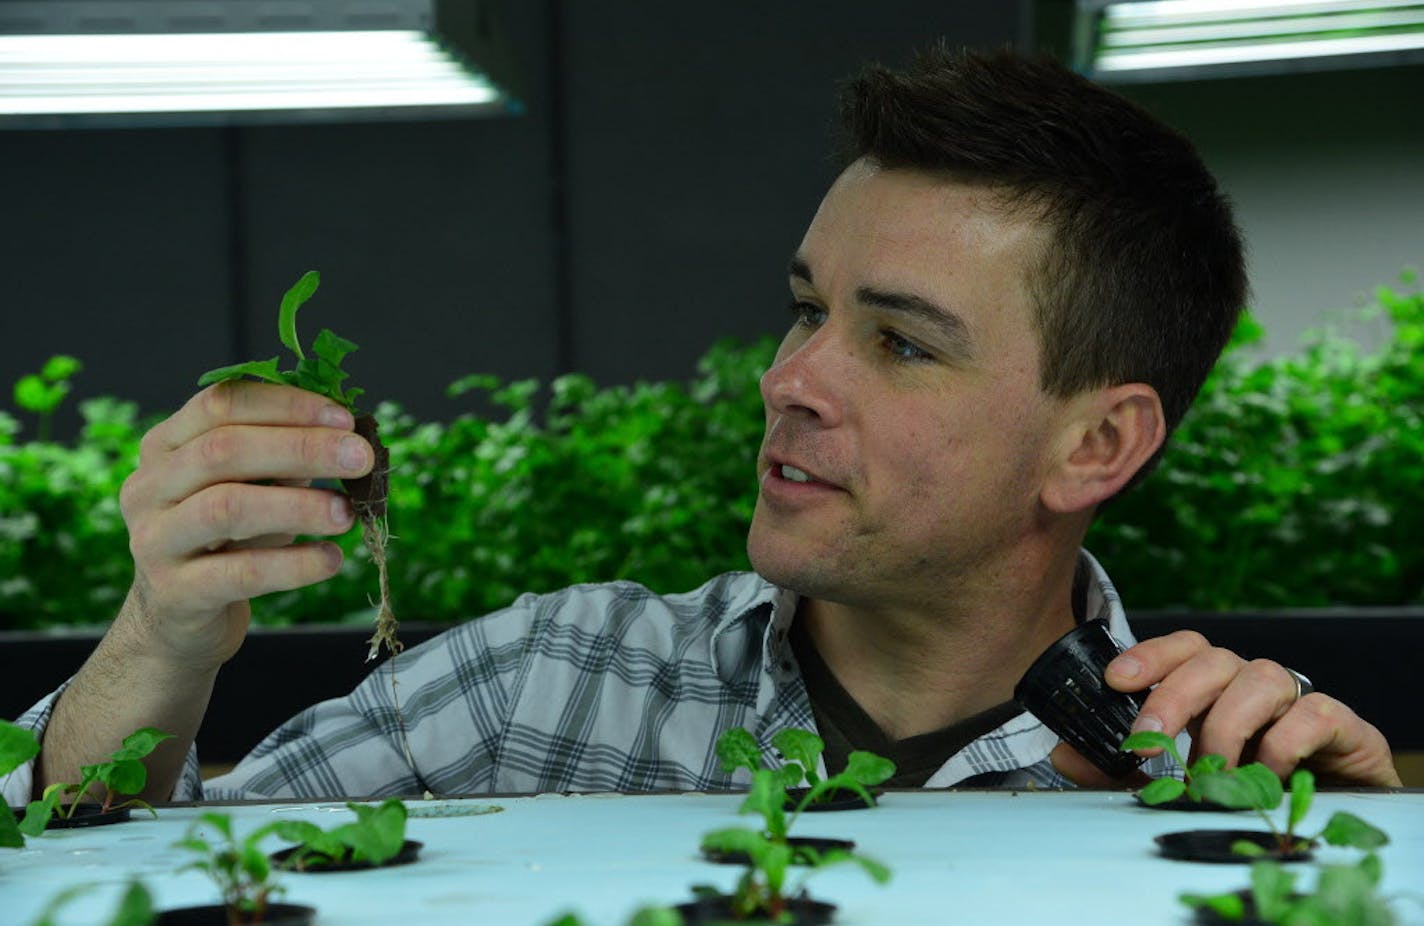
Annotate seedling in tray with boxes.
[1122,733,1388,858]
[19,726,171,834]
[1180,853,1398,924]
[197,270,398,661]
[716,727,895,813]
[263,798,413,870]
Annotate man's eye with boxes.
[883,330,932,363]
[788,300,827,328]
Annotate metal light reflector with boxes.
[1077,0,1424,82]
[0,1,517,127]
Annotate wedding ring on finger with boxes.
[1283,666,1314,702]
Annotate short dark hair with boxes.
[838,44,1247,483]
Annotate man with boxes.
[6,46,1399,804]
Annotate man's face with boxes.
[746,161,1071,609]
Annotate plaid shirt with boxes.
[6,552,1176,803]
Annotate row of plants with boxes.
[2,270,1420,629]
[7,716,1408,924]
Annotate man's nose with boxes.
[759,331,844,427]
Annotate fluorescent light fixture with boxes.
[0,1,519,127]
[1073,0,1424,82]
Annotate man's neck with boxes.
[797,549,1082,742]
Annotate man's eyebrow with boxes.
[857,286,975,358]
[788,255,812,283]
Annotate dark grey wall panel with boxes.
[0,129,231,433]
[558,3,1022,383]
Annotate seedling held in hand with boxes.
[19,726,171,835]
[197,270,399,661]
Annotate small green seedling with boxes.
[1121,734,1388,857]
[12,354,82,442]
[263,798,409,869]
[694,823,890,922]
[175,812,289,923]
[1180,854,1397,924]
[543,908,684,926]
[197,270,399,661]
[0,720,42,847]
[715,726,895,815]
[19,726,172,835]
[28,879,154,926]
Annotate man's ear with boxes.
[1041,383,1165,514]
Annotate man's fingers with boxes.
[1105,630,1211,691]
[1254,695,1402,787]
[136,484,354,561]
[1124,645,1245,741]
[1191,660,1300,767]
[165,543,346,612]
[145,381,353,454]
[1050,742,1151,788]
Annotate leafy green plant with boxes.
[716,726,895,813]
[261,798,409,870]
[28,878,154,926]
[175,812,289,923]
[19,726,172,834]
[1122,733,1387,857]
[0,720,41,847]
[13,355,82,443]
[196,270,398,658]
[696,820,890,922]
[1180,854,1397,925]
[543,908,683,926]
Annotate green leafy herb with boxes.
[28,878,154,926]
[197,271,364,412]
[715,726,895,817]
[12,355,82,442]
[0,720,41,848]
[1180,854,1397,924]
[175,812,287,921]
[263,798,409,869]
[19,726,172,834]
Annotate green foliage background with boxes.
[2,274,1420,629]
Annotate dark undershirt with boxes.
[790,564,1088,788]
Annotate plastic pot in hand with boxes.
[1013,619,1148,779]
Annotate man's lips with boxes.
[760,457,843,491]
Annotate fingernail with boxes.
[1111,655,1144,680]
[320,405,353,429]
[322,542,344,573]
[331,495,353,527]
[1131,714,1164,734]
[339,435,367,471]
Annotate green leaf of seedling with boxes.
[741,769,788,840]
[1188,753,1227,780]
[626,906,684,926]
[21,785,66,835]
[771,729,825,787]
[845,852,892,885]
[1235,763,1285,811]
[41,355,83,382]
[111,880,156,926]
[1232,839,1269,858]
[1358,852,1383,886]
[240,842,272,883]
[1287,768,1314,833]
[198,811,235,838]
[0,805,23,848]
[197,358,286,388]
[335,799,407,864]
[774,764,804,791]
[1120,730,1184,767]
[313,328,359,368]
[1318,812,1389,850]
[700,826,768,859]
[1194,771,1263,811]
[0,721,40,776]
[103,757,147,797]
[715,727,763,775]
[761,839,793,897]
[279,270,321,359]
[1138,776,1187,805]
[842,750,896,788]
[1250,861,1297,924]
[14,375,66,415]
[800,775,875,812]
[115,727,174,760]
[1311,861,1395,925]
[1179,892,1246,920]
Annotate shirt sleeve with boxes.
[4,682,208,806]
